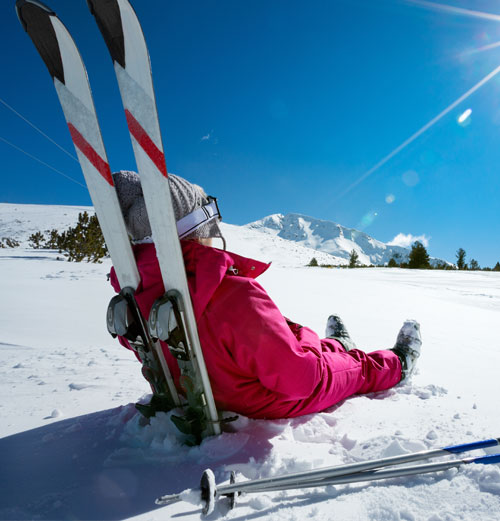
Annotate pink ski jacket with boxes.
[110,241,401,419]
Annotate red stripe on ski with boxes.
[125,109,167,177]
[68,123,113,186]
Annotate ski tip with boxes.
[16,0,65,84]
[86,0,96,16]
[86,0,126,68]
[16,0,55,32]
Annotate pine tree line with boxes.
[308,242,500,271]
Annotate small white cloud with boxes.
[201,129,215,142]
[388,233,430,248]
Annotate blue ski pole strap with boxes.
[444,438,500,454]
[177,197,221,239]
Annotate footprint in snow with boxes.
[69,383,92,391]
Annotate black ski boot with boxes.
[325,315,357,351]
[391,319,422,380]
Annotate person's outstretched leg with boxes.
[318,319,422,406]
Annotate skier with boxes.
[110,170,422,419]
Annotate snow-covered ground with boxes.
[1,204,500,520]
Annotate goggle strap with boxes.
[177,197,221,239]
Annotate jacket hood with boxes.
[181,241,270,319]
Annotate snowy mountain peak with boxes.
[249,213,285,231]
[246,213,416,266]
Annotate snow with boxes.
[1,203,500,520]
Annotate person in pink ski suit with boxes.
[111,171,422,419]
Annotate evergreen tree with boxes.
[45,229,63,249]
[493,262,500,272]
[29,231,45,249]
[61,212,108,263]
[349,249,359,268]
[388,257,398,268]
[456,248,467,270]
[469,259,480,271]
[308,257,319,267]
[408,241,430,269]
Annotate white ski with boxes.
[88,0,221,438]
[16,0,181,412]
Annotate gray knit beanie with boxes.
[112,170,222,244]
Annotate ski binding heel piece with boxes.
[149,289,191,360]
[107,291,135,338]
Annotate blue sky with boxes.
[1,0,500,267]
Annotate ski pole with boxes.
[155,437,500,512]
[204,436,500,497]
[247,453,500,493]
[158,453,500,515]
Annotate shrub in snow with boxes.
[0,237,20,248]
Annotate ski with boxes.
[156,436,500,514]
[86,0,221,439]
[16,0,181,413]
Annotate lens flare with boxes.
[403,170,420,187]
[335,65,500,200]
[458,108,472,124]
[386,194,396,204]
[359,211,378,229]
[463,40,500,57]
[405,0,500,22]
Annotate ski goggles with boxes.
[177,196,222,239]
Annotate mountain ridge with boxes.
[245,212,445,266]
[0,203,447,266]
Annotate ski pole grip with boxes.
[444,438,500,454]
[473,453,500,465]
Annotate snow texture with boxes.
[1,203,499,520]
